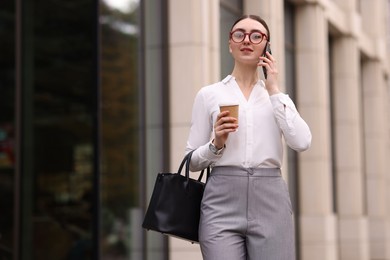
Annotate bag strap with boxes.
[177,150,195,176]
[184,150,193,179]
[197,166,210,182]
[178,150,210,183]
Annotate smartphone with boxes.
[262,42,272,79]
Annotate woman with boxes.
[185,14,312,259]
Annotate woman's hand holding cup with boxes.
[213,104,239,148]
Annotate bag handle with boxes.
[178,150,210,182]
[177,150,195,175]
[197,165,210,182]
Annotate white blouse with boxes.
[185,75,312,171]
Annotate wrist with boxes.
[211,139,224,150]
[209,140,225,155]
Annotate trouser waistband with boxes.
[211,166,281,177]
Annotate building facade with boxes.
[0,0,389,259]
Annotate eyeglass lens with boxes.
[231,31,264,44]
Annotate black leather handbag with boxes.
[142,150,209,243]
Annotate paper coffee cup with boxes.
[219,104,239,123]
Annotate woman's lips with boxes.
[240,48,253,52]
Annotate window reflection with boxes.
[220,1,242,78]
[103,0,139,13]
[100,1,141,258]
[0,1,15,259]
[20,1,95,259]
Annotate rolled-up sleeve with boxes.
[270,93,312,152]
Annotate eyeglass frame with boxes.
[229,29,268,45]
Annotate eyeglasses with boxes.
[230,30,268,44]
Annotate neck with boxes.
[231,64,259,88]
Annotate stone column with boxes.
[360,0,390,258]
[168,0,219,259]
[295,3,338,260]
[169,0,220,160]
[362,60,390,260]
[331,36,369,260]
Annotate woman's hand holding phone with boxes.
[258,43,281,95]
[262,43,272,79]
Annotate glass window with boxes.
[284,0,298,211]
[99,0,149,258]
[329,36,337,215]
[220,0,243,78]
[100,0,169,259]
[0,2,15,259]
[220,0,242,10]
[284,2,300,259]
[19,1,96,259]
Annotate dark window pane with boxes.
[0,2,16,259]
[220,1,242,77]
[20,1,95,259]
[220,0,242,11]
[99,1,141,258]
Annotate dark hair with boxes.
[230,14,271,42]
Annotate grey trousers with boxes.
[199,166,295,260]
